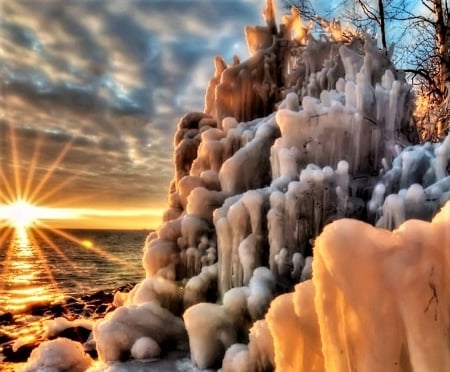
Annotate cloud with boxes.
[0,0,264,222]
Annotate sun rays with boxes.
[0,201,38,228]
[0,201,83,229]
[0,200,49,228]
[0,123,143,314]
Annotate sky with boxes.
[0,0,269,229]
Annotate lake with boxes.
[0,227,147,314]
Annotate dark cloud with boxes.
[0,0,264,218]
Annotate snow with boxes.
[44,317,93,338]
[126,277,182,314]
[183,263,217,308]
[130,337,161,359]
[183,302,238,369]
[93,303,187,362]
[23,338,93,372]
[371,139,450,229]
[221,343,251,372]
[255,203,450,371]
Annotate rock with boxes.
[66,301,84,315]
[114,283,135,293]
[0,312,13,325]
[0,331,12,344]
[45,303,66,317]
[29,302,52,316]
[56,326,92,344]
[2,340,40,362]
[1,284,135,366]
[94,303,109,315]
[83,332,98,359]
[82,290,111,303]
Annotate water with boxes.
[0,227,148,314]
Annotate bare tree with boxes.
[282,0,410,51]
[398,0,450,139]
[282,0,450,139]
[429,0,450,92]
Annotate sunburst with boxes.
[0,122,142,322]
[0,200,44,228]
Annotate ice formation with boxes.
[93,302,187,361]
[50,0,450,370]
[43,317,93,339]
[23,338,93,372]
[262,204,450,371]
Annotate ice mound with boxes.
[260,201,450,372]
[93,302,187,362]
[369,135,450,229]
[44,317,93,339]
[23,337,93,372]
[87,0,450,370]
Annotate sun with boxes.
[0,124,145,319]
[0,200,82,229]
[0,200,42,228]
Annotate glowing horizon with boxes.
[0,120,165,230]
[0,209,145,315]
[0,203,165,230]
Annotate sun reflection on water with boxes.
[0,122,147,364]
[0,227,63,314]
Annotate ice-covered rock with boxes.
[90,0,450,370]
[262,202,450,371]
[370,135,450,229]
[23,338,93,372]
[93,303,187,362]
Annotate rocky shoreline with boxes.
[0,283,135,364]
